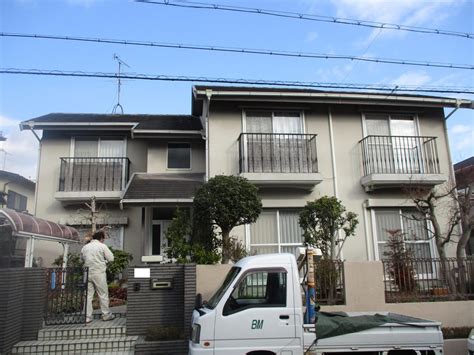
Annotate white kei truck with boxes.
[189,253,444,355]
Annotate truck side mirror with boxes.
[195,293,203,310]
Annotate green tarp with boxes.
[315,312,427,339]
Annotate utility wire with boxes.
[1,68,473,94]
[1,32,473,70]
[136,0,474,40]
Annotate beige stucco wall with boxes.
[196,261,474,328]
[207,102,456,261]
[146,138,205,174]
[0,176,35,214]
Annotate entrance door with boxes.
[213,267,299,354]
[151,220,171,256]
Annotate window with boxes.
[364,113,425,174]
[167,143,191,169]
[249,210,303,257]
[7,191,27,212]
[74,137,125,157]
[246,111,303,134]
[373,208,434,273]
[223,270,287,315]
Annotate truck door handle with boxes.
[279,315,290,320]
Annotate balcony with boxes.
[238,133,323,189]
[55,157,130,201]
[360,135,446,191]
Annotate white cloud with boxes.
[323,0,464,45]
[0,115,38,180]
[390,71,431,86]
[451,124,472,135]
[316,64,354,81]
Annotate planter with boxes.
[135,338,188,355]
[432,287,449,296]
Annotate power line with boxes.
[2,32,473,71]
[136,0,474,40]
[1,68,473,94]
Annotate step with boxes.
[38,318,126,340]
[11,336,138,354]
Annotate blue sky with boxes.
[0,0,473,178]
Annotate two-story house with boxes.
[20,86,472,264]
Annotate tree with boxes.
[383,229,417,293]
[193,175,262,263]
[298,196,358,260]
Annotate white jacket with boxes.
[81,240,114,274]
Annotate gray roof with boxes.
[122,173,204,202]
[0,170,35,190]
[21,113,202,131]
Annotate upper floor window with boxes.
[364,113,417,137]
[7,190,27,212]
[74,138,125,157]
[168,143,191,169]
[246,111,303,134]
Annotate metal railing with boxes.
[45,267,88,325]
[382,257,474,303]
[238,133,318,174]
[360,135,440,176]
[314,259,345,305]
[58,157,130,192]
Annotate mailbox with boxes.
[150,278,173,289]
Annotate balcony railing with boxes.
[238,133,318,174]
[58,157,130,192]
[382,257,474,303]
[360,135,440,176]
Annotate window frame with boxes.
[243,110,306,134]
[361,112,421,138]
[6,190,27,212]
[222,267,288,316]
[166,142,192,170]
[371,207,436,279]
[247,209,304,255]
[70,137,126,158]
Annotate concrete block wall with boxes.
[127,264,196,337]
[0,268,46,354]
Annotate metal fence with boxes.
[238,133,318,174]
[58,157,130,192]
[44,267,88,325]
[382,257,474,303]
[360,135,440,176]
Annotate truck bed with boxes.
[304,312,443,354]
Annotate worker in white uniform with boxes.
[81,229,115,323]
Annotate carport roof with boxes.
[0,208,80,242]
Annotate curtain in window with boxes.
[74,139,98,157]
[99,140,124,157]
[250,211,278,245]
[279,211,303,244]
[273,112,302,134]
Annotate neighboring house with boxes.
[20,87,472,264]
[0,170,35,214]
[454,156,474,256]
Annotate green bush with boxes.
[145,325,184,341]
[106,248,133,283]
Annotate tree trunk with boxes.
[221,230,231,264]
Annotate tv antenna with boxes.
[112,54,130,114]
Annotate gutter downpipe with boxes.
[27,125,41,216]
[328,107,338,198]
[328,107,343,258]
[203,90,213,182]
[444,100,461,184]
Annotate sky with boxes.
[0,0,473,179]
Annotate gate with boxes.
[44,267,88,325]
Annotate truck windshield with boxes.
[205,267,241,309]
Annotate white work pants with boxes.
[86,271,111,320]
